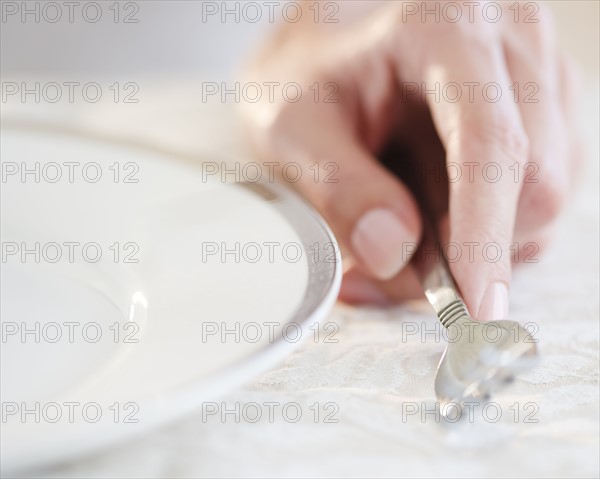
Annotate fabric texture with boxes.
[9,85,599,479]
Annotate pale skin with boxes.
[240,1,584,320]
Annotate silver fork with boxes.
[414,231,539,410]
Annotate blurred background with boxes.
[2,1,598,78]
[2,0,598,159]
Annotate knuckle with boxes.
[514,2,556,46]
[559,53,584,92]
[398,2,495,38]
[532,2,555,33]
[488,125,530,162]
[521,173,567,225]
[453,119,530,166]
[451,15,494,39]
[261,96,316,149]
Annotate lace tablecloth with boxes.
[9,84,599,479]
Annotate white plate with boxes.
[0,124,341,474]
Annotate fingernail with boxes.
[351,208,415,281]
[478,281,509,321]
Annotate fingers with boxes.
[311,142,422,281]
[339,263,423,305]
[243,4,579,311]
[392,26,527,321]
[347,7,580,308]
[252,98,423,282]
[308,139,421,280]
[503,6,570,240]
[556,52,586,192]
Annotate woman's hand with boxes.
[239,1,584,320]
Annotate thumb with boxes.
[256,108,422,281]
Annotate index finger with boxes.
[390,20,528,320]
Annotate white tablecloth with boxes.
[6,82,599,479]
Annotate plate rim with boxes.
[1,122,342,474]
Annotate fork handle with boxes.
[413,228,472,329]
